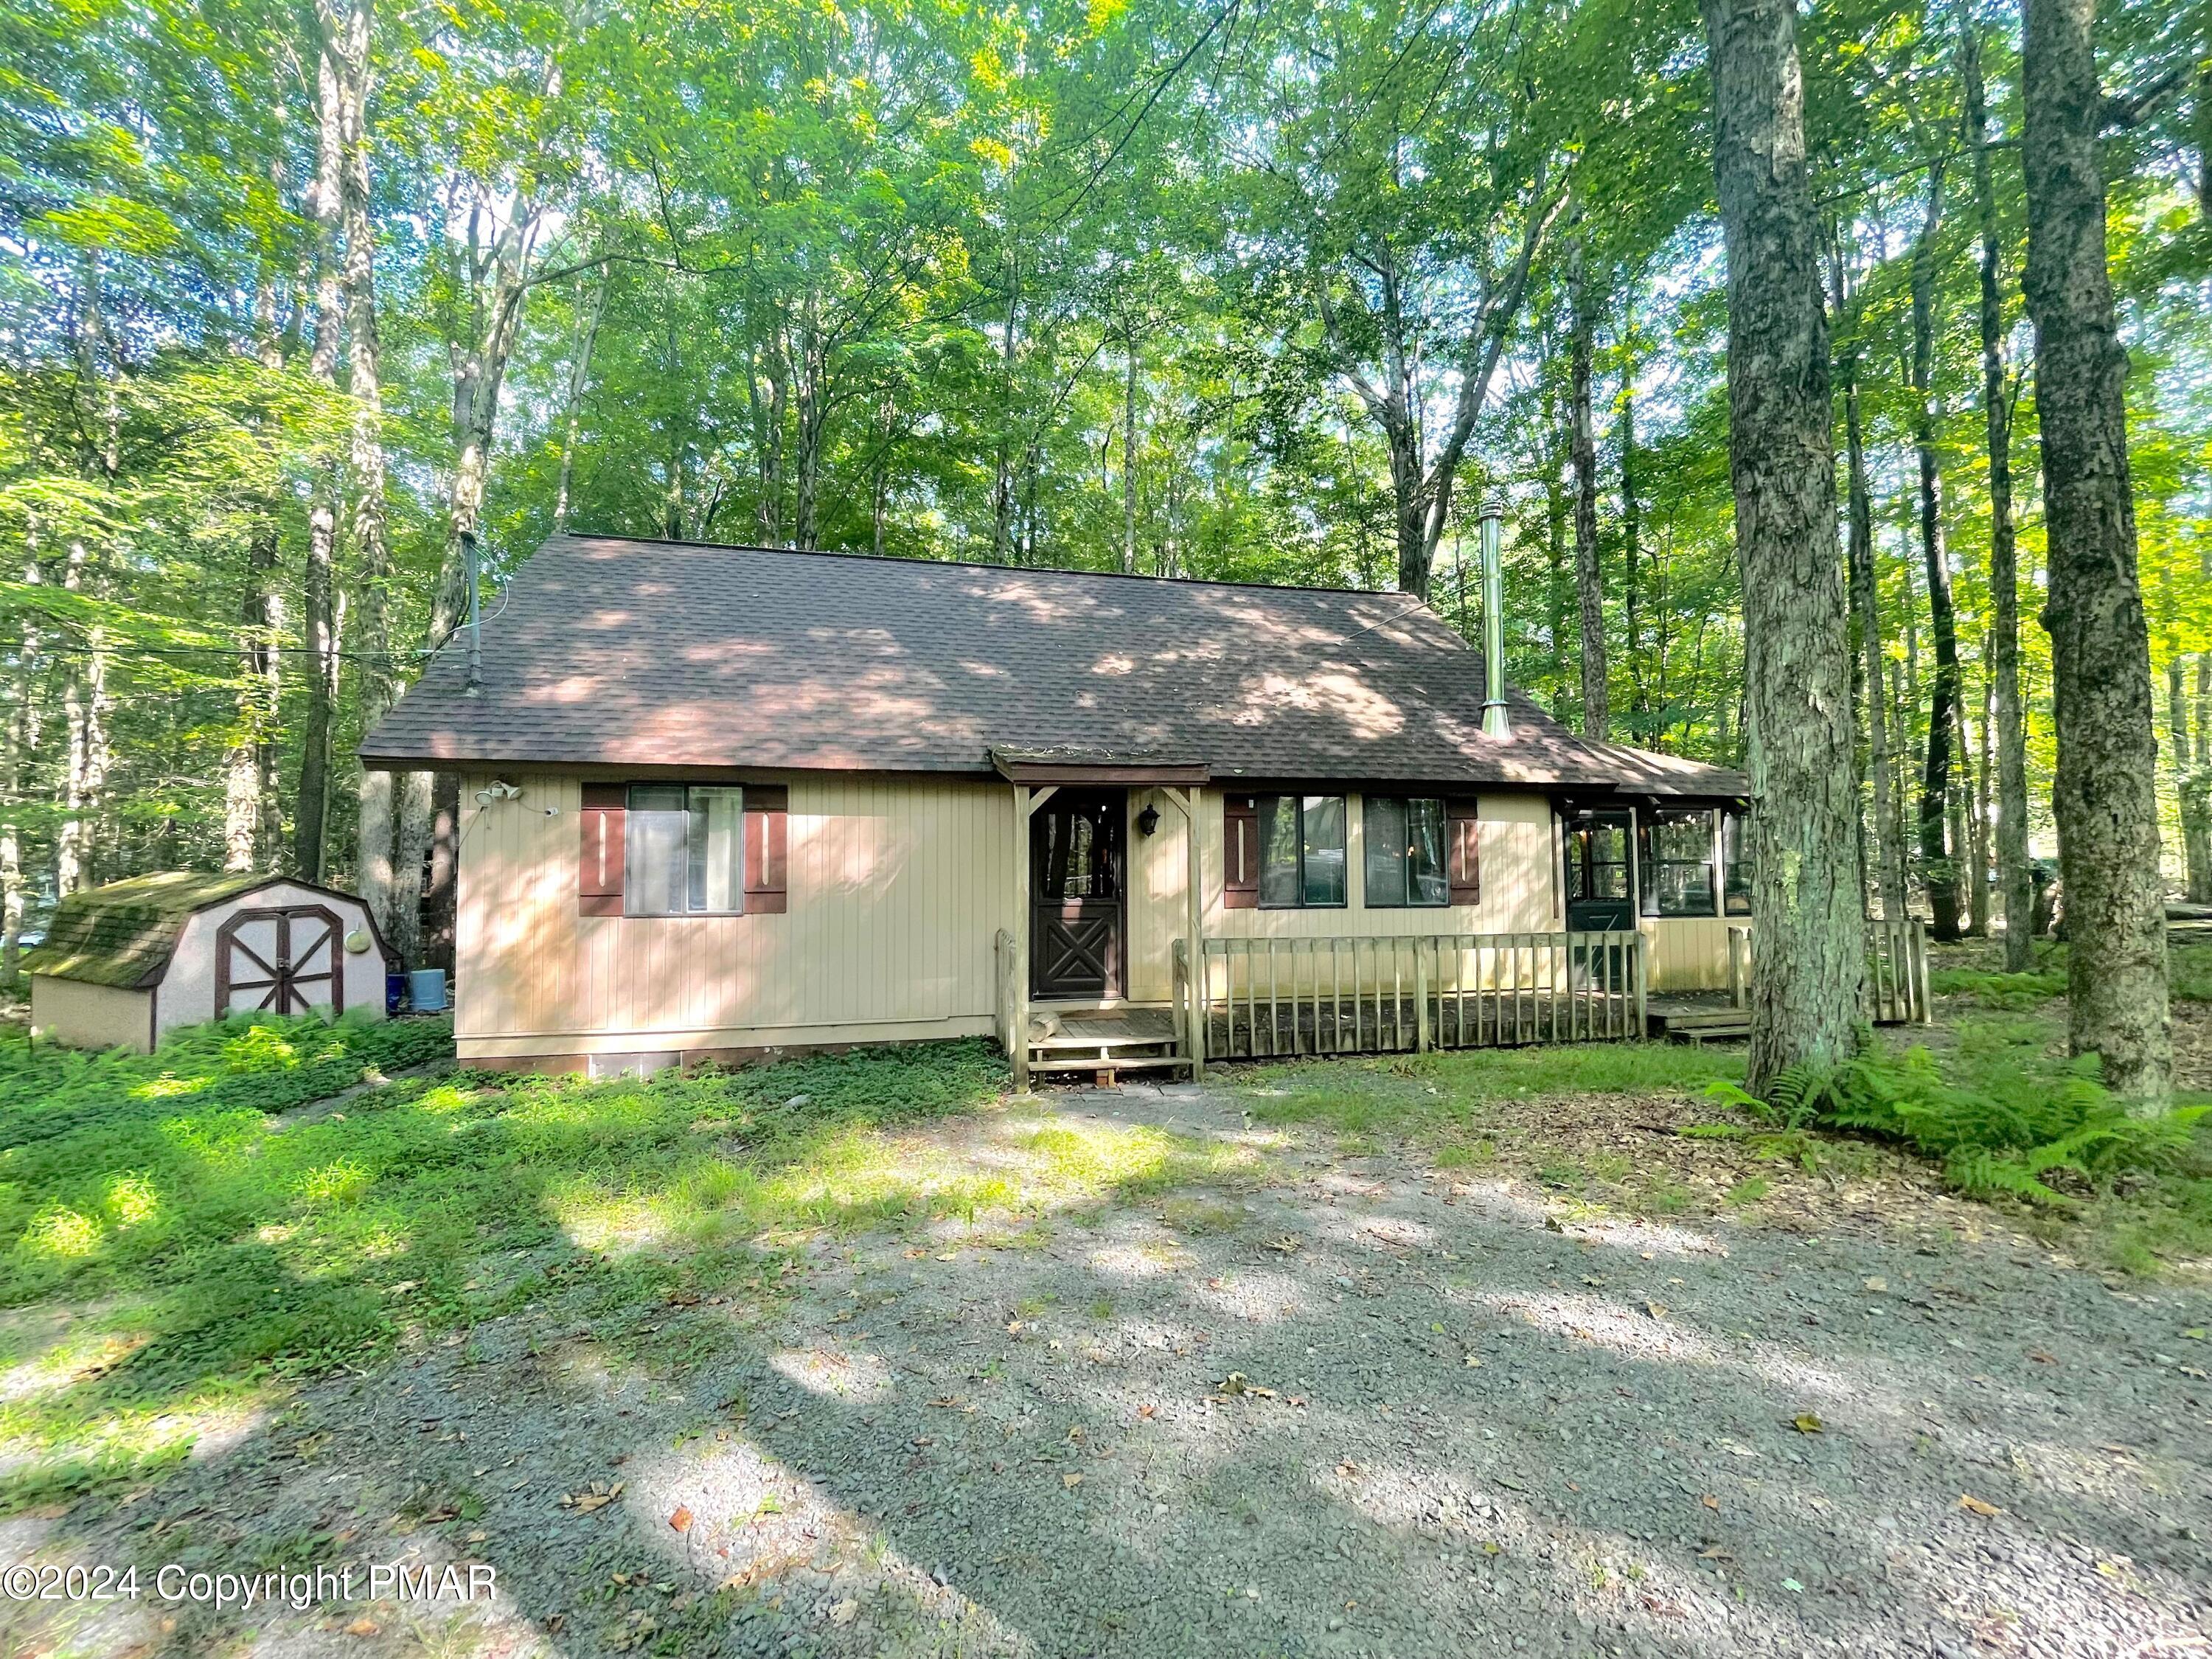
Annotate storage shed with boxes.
[24,872,394,1052]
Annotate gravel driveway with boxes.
[5,1082,2208,1659]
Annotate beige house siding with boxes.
[455,772,1743,1064]
[456,772,1016,1062]
[1121,787,1561,1004]
[1641,915,1747,992]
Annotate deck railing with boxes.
[1722,917,1930,1025]
[1178,931,1646,1062]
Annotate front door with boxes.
[1562,807,1635,931]
[1031,790,1124,999]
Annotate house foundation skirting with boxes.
[456,1013,997,1072]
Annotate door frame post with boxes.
[1010,783,1058,1092]
[1160,785,1205,1082]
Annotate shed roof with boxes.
[22,872,371,990]
[361,535,1747,796]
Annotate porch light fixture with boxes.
[1136,804,1161,836]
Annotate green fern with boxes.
[1708,1043,2209,1209]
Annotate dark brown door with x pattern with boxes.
[1031,791,1124,999]
[215,905,346,1018]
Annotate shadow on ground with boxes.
[3,1084,2208,1659]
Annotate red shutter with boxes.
[1447,798,1480,906]
[1224,794,1259,909]
[580,784,625,916]
[744,785,788,913]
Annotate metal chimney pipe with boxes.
[1478,496,1512,739]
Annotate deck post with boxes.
[1010,782,1057,1093]
[1012,784,1031,1091]
[1161,785,1206,1082]
[1414,942,1431,1052]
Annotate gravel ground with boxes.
[4,1082,2208,1659]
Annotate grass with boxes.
[1239,1041,1742,1138]
[1930,939,2212,1006]
[0,1019,1019,1509]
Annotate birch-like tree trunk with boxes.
[2021,0,2171,1105]
[1567,234,1609,739]
[1961,13,2035,968]
[1703,0,1866,1088]
[1122,335,1140,575]
[1971,669,1993,934]
[1907,158,1962,940]
[552,268,607,534]
[3,549,40,987]
[341,0,397,929]
[294,11,347,882]
[1836,256,1905,918]
[2185,652,2212,901]
[1619,287,1646,746]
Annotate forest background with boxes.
[2,0,2208,977]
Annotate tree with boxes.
[1703,0,1868,1086]
[1959,5,2034,967]
[2020,0,2171,1103]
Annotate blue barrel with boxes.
[407,969,448,1014]
[386,971,406,1015]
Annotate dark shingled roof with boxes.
[361,535,1747,795]
[24,871,271,988]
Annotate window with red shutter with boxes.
[1447,798,1481,905]
[579,784,625,915]
[1223,794,1259,908]
[744,786,788,913]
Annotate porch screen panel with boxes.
[1641,807,1717,917]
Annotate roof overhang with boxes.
[988,746,1211,787]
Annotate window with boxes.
[1258,794,1346,908]
[1363,796,1449,908]
[1721,807,1751,915]
[625,785,745,916]
[1640,807,1717,917]
[1565,813,1631,903]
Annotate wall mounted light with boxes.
[1136,804,1161,837]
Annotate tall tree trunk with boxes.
[2021,0,2171,1105]
[1703,0,1867,1088]
[1837,271,1905,917]
[1963,13,2035,968]
[2188,653,2212,902]
[341,0,397,929]
[1122,335,1141,575]
[3,550,40,987]
[1568,235,1609,740]
[226,517,283,872]
[294,15,347,883]
[1619,284,1646,745]
[1908,157,1962,940]
[552,267,607,535]
[1970,667,1993,934]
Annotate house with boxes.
[24,872,393,1052]
[353,532,1877,1081]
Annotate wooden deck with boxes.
[1646,992,1750,1043]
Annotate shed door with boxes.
[215,905,346,1018]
